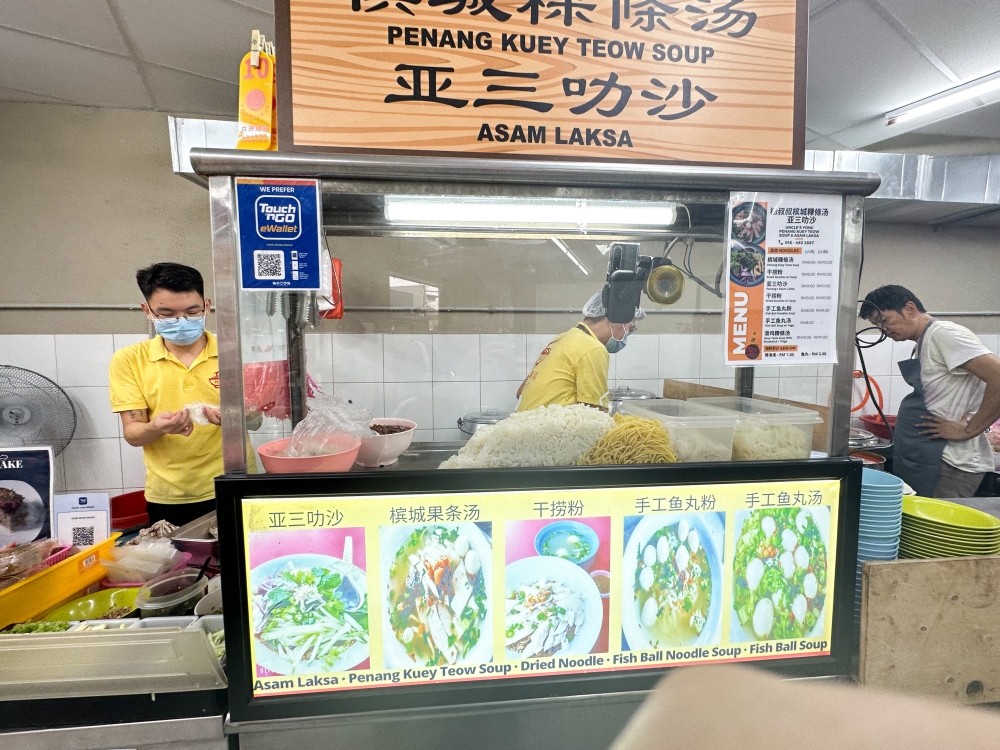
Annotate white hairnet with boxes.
[582,289,646,321]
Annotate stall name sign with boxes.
[724,192,844,366]
[236,177,323,291]
[275,0,806,165]
[243,478,839,697]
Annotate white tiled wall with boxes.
[5,331,997,493]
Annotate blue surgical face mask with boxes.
[605,325,628,354]
[153,316,206,346]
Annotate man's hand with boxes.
[918,415,973,442]
[151,409,194,437]
[204,406,222,426]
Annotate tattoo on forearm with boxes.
[125,410,148,421]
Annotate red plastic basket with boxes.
[111,491,148,531]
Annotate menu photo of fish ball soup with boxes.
[249,527,371,676]
[731,507,830,643]
[504,519,609,660]
[621,513,725,650]
[380,523,493,668]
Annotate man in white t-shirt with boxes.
[862,285,1000,498]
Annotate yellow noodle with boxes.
[578,414,678,466]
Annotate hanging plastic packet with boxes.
[237,31,276,150]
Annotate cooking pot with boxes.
[457,409,510,436]
[608,386,657,416]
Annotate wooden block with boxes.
[859,557,1000,704]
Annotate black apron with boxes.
[891,321,947,496]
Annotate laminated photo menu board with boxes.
[0,447,53,547]
[242,478,840,698]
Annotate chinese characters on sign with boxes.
[724,192,844,366]
[279,0,804,163]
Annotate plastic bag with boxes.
[243,360,320,421]
[184,402,218,426]
[287,396,374,457]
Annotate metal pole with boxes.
[829,195,866,457]
[209,175,248,474]
[286,293,308,428]
[735,367,755,398]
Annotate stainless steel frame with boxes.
[200,149,878,470]
[195,150,877,750]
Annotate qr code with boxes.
[254,250,285,280]
[72,526,95,547]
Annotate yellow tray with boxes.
[0,534,120,629]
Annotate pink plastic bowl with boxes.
[257,436,361,474]
[356,419,417,467]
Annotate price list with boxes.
[725,192,844,366]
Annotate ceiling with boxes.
[1,0,998,150]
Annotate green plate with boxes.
[901,514,1000,539]
[900,526,1000,552]
[899,542,981,557]
[903,496,1000,530]
[44,588,138,621]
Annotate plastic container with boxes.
[110,490,148,531]
[188,614,224,635]
[257,436,361,473]
[689,397,823,461]
[136,569,209,617]
[71,619,135,632]
[0,534,120,629]
[356,418,417,467]
[129,616,197,630]
[620,399,738,462]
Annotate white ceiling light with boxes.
[551,238,589,275]
[383,196,676,229]
[885,69,1000,126]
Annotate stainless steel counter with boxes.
[350,441,464,472]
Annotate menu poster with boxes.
[724,192,844,366]
[0,447,53,547]
[243,479,839,698]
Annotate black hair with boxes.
[136,263,204,300]
[859,285,926,319]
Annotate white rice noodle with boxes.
[439,404,615,469]
[671,429,732,462]
[732,422,810,460]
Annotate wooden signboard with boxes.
[274,0,807,166]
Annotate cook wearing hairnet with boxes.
[516,288,644,411]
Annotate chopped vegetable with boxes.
[209,629,226,660]
[253,565,368,674]
[6,621,73,634]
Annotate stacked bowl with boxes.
[899,496,1000,558]
[855,469,904,622]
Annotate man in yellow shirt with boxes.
[517,290,644,411]
[109,263,245,527]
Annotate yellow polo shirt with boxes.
[517,324,610,411]
[109,332,254,505]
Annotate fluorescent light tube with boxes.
[886,70,1000,126]
[551,238,588,275]
[384,197,676,228]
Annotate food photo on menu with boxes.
[248,527,370,676]
[731,507,830,643]
[621,513,724,651]
[380,523,492,668]
[504,518,610,660]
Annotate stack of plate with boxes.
[899,496,1000,558]
[855,468,904,622]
